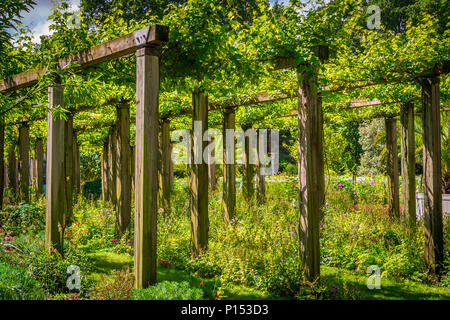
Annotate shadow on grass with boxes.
[87,252,449,300]
[322,266,450,300]
[87,251,270,300]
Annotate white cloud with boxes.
[19,0,81,42]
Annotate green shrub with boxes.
[27,246,92,297]
[0,262,46,300]
[0,202,45,237]
[284,163,298,176]
[131,281,204,300]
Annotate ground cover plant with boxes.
[1,176,449,300]
[0,0,449,303]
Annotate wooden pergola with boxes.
[0,24,448,286]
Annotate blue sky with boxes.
[16,0,292,42]
[15,0,80,41]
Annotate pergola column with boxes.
[73,131,81,200]
[45,79,66,255]
[159,118,171,213]
[108,125,117,207]
[256,129,266,204]
[421,76,443,275]
[130,145,135,197]
[35,138,44,196]
[223,108,236,223]
[134,45,161,288]
[101,139,109,201]
[190,89,209,256]
[116,101,131,234]
[18,122,30,203]
[208,137,216,191]
[242,124,255,202]
[169,142,174,189]
[64,114,74,226]
[385,117,400,218]
[297,45,328,282]
[400,102,416,227]
[8,148,17,200]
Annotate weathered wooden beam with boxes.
[190,90,209,256]
[159,119,171,213]
[256,129,266,204]
[73,131,81,200]
[385,117,400,218]
[400,102,416,227]
[64,115,74,226]
[18,122,30,203]
[169,142,174,190]
[3,162,7,189]
[421,77,443,275]
[35,138,44,196]
[242,124,255,202]
[108,125,117,207]
[130,145,135,198]
[298,46,327,282]
[223,108,236,224]
[208,137,216,191]
[101,139,109,201]
[45,80,66,255]
[0,25,169,92]
[8,148,17,200]
[116,102,131,234]
[134,45,162,289]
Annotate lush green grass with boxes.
[0,262,46,300]
[87,250,271,300]
[322,266,450,300]
[87,251,449,300]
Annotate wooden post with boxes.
[190,89,209,256]
[116,102,131,234]
[14,158,19,196]
[18,122,30,203]
[108,125,117,207]
[385,117,400,218]
[64,115,74,226]
[169,142,174,189]
[46,80,66,255]
[134,45,161,288]
[101,139,109,201]
[29,156,35,190]
[8,148,17,200]
[130,145,135,198]
[35,138,44,196]
[159,119,171,213]
[421,77,443,274]
[208,137,216,191]
[242,125,255,202]
[297,45,327,282]
[400,102,416,227]
[0,119,4,209]
[256,129,266,204]
[4,163,7,188]
[223,108,236,223]
[73,131,81,200]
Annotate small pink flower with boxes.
[112,239,118,242]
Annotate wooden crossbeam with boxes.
[0,25,168,92]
